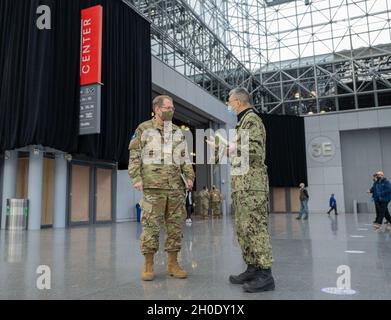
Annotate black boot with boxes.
[229,265,258,284]
[243,268,275,293]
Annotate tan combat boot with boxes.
[141,253,155,281]
[167,252,187,279]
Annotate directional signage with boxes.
[79,84,101,135]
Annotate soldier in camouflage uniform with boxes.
[198,186,210,218]
[128,95,195,281]
[207,88,274,292]
[210,186,222,217]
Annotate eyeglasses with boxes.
[160,105,175,111]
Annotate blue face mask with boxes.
[227,104,236,116]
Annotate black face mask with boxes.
[377,177,382,181]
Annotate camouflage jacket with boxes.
[128,118,195,190]
[210,190,222,203]
[231,108,269,192]
[198,190,210,203]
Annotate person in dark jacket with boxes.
[373,171,391,230]
[368,173,379,224]
[185,190,194,225]
[327,194,337,215]
[296,183,309,220]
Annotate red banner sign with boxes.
[80,5,103,85]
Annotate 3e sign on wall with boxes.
[308,137,335,162]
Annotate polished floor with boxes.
[0,213,391,300]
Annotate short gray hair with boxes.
[152,95,173,110]
[229,87,252,105]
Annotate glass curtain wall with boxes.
[124,0,391,114]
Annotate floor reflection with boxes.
[0,213,390,299]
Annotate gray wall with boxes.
[151,56,234,213]
[341,128,391,213]
[304,106,391,214]
[116,170,142,222]
[151,56,236,128]
[115,57,237,221]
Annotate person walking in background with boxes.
[296,183,309,220]
[327,193,338,215]
[368,172,380,224]
[373,171,391,231]
[185,190,194,225]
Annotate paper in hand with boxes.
[180,173,189,189]
[214,132,228,147]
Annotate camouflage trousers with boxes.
[140,189,186,255]
[201,202,209,216]
[232,191,273,268]
[211,202,221,216]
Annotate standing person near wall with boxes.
[128,95,195,281]
[372,171,391,231]
[210,185,222,217]
[199,186,210,219]
[327,193,338,215]
[296,183,309,220]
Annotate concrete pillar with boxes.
[1,151,18,230]
[27,147,44,230]
[53,155,68,229]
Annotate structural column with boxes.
[221,123,233,215]
[53,154,68,229]
[27,147,44,230]
[1,150,18,230]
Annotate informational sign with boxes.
[308,136,335,162]
[80,5,103,85]
[80,5,103,135]
[79,84,101,135]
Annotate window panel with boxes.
[333,36,351,51]
[367,0,386,14]
[312,0,332,11]
[371,29,391,46]
[314,40,333,55]
[331,3,348,22]
[301,43,314,58]
[350,33,369,49]
[311,11,329,25]
[350,23,369,35]
[279,47,298,61]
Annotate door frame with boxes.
[92,163,117,225]
[41,153,56,229]
[67,160,93,227]
[66,159,117,227]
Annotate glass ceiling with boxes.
[186,0,391,71]
[127,0,391,113]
